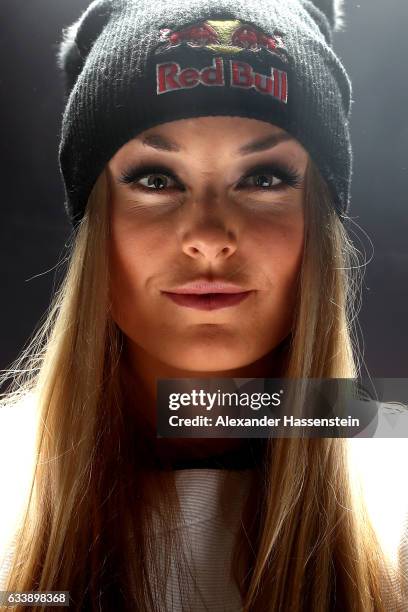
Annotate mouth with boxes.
[161,291,253,311]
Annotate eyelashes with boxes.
[118,162,303,194]
[118,164,183,191]
[239,163,303,190]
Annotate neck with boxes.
[120,337,288,466]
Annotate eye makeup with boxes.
[117,160,304,194]
[238,163,303,191]
[118,164,183,191]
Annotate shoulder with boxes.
[347,436,408,581]
[344,435,408,609]
[0,392,38,579]
[0,391,39,478]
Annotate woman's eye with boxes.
[118,166,182,192]
[238,165,303,191]
[137,173,177,190]
[243,174,283,189]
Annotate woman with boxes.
[0,0,407,610]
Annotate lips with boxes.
[162,290,253,311]
[165,281,248,294]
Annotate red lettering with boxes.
[231,61,253,88]
[280,70,287,103]
[201,57,224,85]
[179,67,199,88]
[156,62,180,94]
[254,72,273,94]
[156,58,287,104]
[273,68,280,99]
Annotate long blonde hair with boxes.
[0,156,404,610]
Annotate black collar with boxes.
[169,438,265,470]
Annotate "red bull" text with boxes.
[156,56,288,103]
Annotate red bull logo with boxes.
[156,56,288,103]
[155,19,288,63]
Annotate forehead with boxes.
[110,116,308,165]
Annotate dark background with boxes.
[0,1,407,379]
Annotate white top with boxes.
[146,468,251,611]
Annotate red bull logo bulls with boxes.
[156,56,288,103]
[154,19,288,63]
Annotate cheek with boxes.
[108,217,155,326]
[246,216,304,349]
[251,211,304,286]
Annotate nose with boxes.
[180,186,239,261]
[182,224,237,260]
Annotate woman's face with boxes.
[106,116,308,372]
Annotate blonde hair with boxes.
[0,157,404,610]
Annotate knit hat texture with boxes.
[57,0,353,228]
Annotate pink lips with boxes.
[161,281,253,311]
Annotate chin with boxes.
[158,343,260,373]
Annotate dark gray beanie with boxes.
[57,0,352,229]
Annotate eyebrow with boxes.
[237,131,295,155]
[140,131,295,155]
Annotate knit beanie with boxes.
[57,0,352,229]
